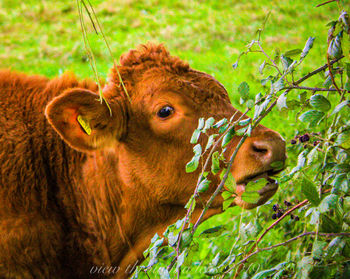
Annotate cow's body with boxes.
[0,44,286,278]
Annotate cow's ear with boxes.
[45,88,126,152]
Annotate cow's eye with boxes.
[157,106,174,119]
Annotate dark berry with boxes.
[294,216,299,221]
[303,144,308,149]
[272,213,277,220]
[313,141,320,146]
[277,211,283,218]
[272,204,278,211]
[284,200,292,207]
[291,139,297,145]
[299,134,310,143]
[290,214,294,220]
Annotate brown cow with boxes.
[0,43,286,278]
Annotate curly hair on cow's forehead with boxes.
[106,43,230,107]
[119,43,190,74]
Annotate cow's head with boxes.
[45,43,286,211]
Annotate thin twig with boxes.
[81,0,98,34]
[284,85,342,92]
[225,231,350,277]
[326,21,343,98]
[77,0,112,114]
[84,0,131,103]
[257,41,282,75]
[228,199,307,279]
[228,58,346,279]
[316,0,338,7]
[231,189,331,279]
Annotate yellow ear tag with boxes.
[77,115,92,135]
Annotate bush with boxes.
[133,2,350,278]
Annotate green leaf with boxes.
[273,78,284,93]
[158,267,170,279]
[286,99,300,109]
[280,55,293,71]
[211,151,221,175]
[331,100,349,115]
[319,194,338,213]
[199,225,225,237]
[213,118,228,129]
[232,61,238,69]
[252,262,289,279]
[310,208,320,225]
[328,32,343,59]
[277,92,288,111]
[224,172,236,192]
[300,37,315,60]
[259,60,266,74]
[186,156,199,173]
[218,123,229,134]
[222,127,235,148]
[180,229,193,249]
[223,197,235,210]
[309,94,331,112]
[246,99,254,108]
[299,110,325,123]
[301,178,321,206]
[312,240,327,260]
[236,127,247,136]
[198,178,211,193]
[204,117,215,131]
[345,81,350,91]
[245,178,268,192]
[320,214,342,233]
[205,134,217,151]
[190,129,201,144]
[270,161,284,171]
[272,270,285,279]
[241,191,260,204]
[193,144,202,156]
[238,81,250,100]
[254,95,271,120]
[221,191,232,200]
[335,129,350,149]
[323,75,333,90]
[331,173,349,194]
[307,144,319,165]
[205,268,220,276]
[238,118,251,126]
[284,49,302,57]
[326,237,346,258]
[296,256,313,279]
[167,231,178,247]
[251,269,276,279]
[345,63,350,78]
[297,150,307,170]
[197,118,205,130]
[176,250,186,270]
[299,91,307,103]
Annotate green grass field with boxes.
[0,0,339,132]
[0,0,344,278]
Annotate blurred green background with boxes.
[0,0,341,277]
[0,0,339,133]
[0,0,337,105]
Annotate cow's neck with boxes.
[77,150,223,277]
[76,150,184,275]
